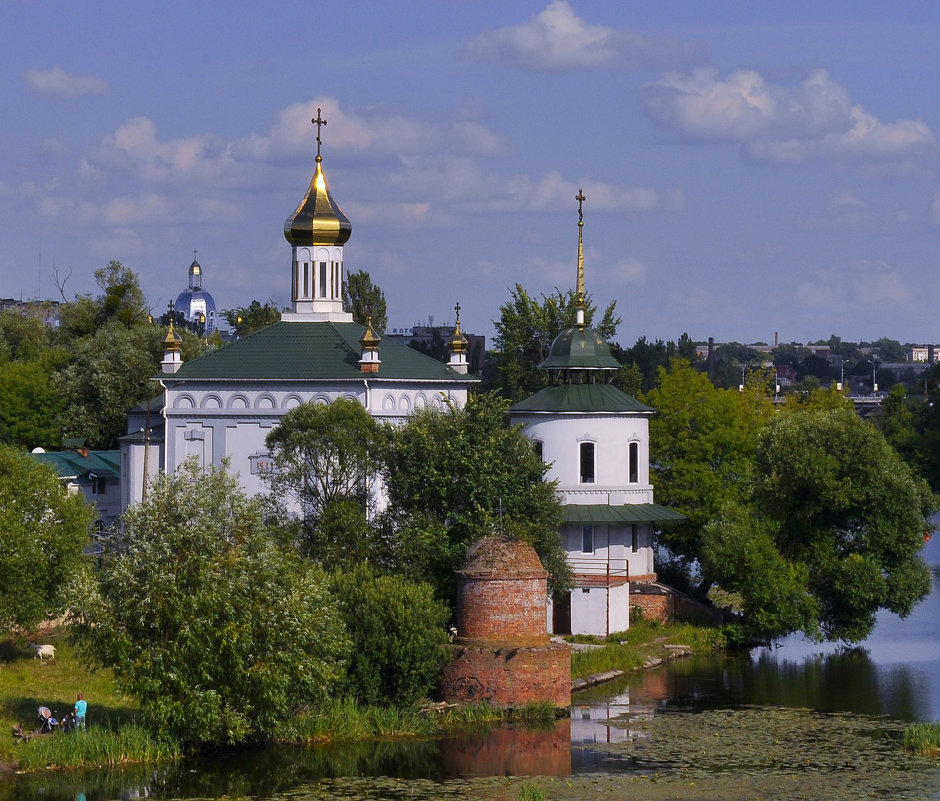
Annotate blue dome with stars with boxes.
[175,256,217,335]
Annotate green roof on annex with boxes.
[32,449,120,480]
[510,382,654,414]
[170,321,476,382]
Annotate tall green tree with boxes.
[264,399,389,565]
[489,284,619,401]
[69,460,349,745]
[703,407,937,643]
[643,360,773,564]
[382,393,568,604]
[343,270,387,333]
[0,445,93,633]
[56,322,163,448]
[0,360,66,448]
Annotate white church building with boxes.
[121,112,476,507]
[510,193,684,637]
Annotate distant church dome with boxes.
[175,255,217,334]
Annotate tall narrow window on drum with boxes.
[334,262,340,298]
[628,441,638,483]
[337,262,342,299]
[320,262,327,297]
[579,442,595,484]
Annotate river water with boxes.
[5,534,939,800]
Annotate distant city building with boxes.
[0,298,61,327]
[174,255,217,334]
[388,321,485,375]
[910,346,938,363]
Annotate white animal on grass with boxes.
[28,643,56,661]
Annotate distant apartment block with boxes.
[0,298,61,327]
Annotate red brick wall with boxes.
[457,576,548,642]
[441,643,570,708]
[632,589,722,626]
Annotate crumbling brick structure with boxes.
[441,537,570,708]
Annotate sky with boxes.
[3,1,940,348]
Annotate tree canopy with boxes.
[0,445,93,633]
[488,284,620,401]
[343,270,387,333]
[701,407,937,643]
[382,392,568,603]
[69,460,349,745]
[264,399,389,565]
[220,300,282,337]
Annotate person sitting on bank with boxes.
[74,693,87,731]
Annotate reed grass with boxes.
[903,722,940,755]
[13,724,180,770]
[516,784,547,800]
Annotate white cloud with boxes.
[464,0,702,72]
[23,67,108,98]
[794,260,912,310]
[645,68,937,166]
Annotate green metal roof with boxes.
[539,325,620,370]
[562,503,686,524]
[31,450,120,480]
[510,383,655,414]
[169,321,476,382]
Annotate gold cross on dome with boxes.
[311,107,327,159]
[454,302,461,323]
[576,188,586,225]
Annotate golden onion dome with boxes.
[284,156,352,247]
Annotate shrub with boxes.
[332,565,450,707]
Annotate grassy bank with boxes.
[569,619,728,680]
[0,632,175,770]
[903,722,940,756]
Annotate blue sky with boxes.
[4,1,940,347]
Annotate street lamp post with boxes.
[867,359,878,395]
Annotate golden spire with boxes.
[575,188,586,327]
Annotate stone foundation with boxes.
[441,642,570,708]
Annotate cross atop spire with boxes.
[311,107,327,161]
[576,188,586,227]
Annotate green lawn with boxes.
[0,630,139,766]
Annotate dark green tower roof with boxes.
[538,325,620,371]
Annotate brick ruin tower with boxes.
[441,537,570,708]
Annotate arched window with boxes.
[579,441,595,484]
[629,441,639,483]
[533,440,543,461]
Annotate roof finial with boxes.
[192,248,198,261]
[311,107,327,162]
[575,188,586,324]
[454,301,462,335]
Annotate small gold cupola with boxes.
[447,302,470,375]
[359,316,381,373]
[161,300,184,375]
[281,108,354,323]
